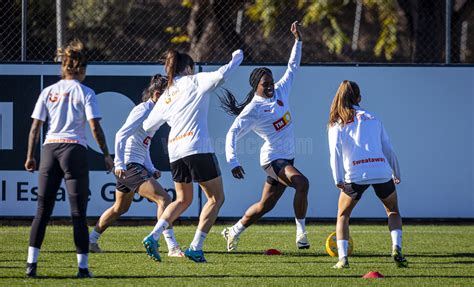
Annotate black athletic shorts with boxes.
[343,179,396,200]
[170,153,221,183]
[115,163,153,193]
[262,158,295,186]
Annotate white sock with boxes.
[27,247,40,264]
[89,229,101,244]
[150,219,169,241]
[189,230,207,251]
[337,240,348,259]
[295,218,306,235]
[77,254,88,269]
[391,229,403,248]
[163,228,179,250]
[229,220,246,237]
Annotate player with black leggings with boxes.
[24,39,114,278]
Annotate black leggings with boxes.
[29,143,90,254]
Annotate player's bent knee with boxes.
[293,175,309,192]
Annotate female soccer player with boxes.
[24,39,114,278]
[142,48,244,263]
[219,21,310,252]
[88,74,183,258]
[328,80,407,269]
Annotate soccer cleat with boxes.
[221,227,240,252]
[89,242,102,253]
[142,235,161,262]
[184,248,207,263]
[392,246,408,268]
[332,256,350,269]
[25,262,37,278]
[76,268,93,278]
[167,246,185,257]
[296,232,310,249]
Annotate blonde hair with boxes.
[56,39,87,78]
[328,80,361,127]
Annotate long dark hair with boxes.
[328,80,361,126]
[142,74,168,102]
[165,49,195,88]
[219,67,272,116]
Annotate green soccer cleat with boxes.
[392,246,408,268]
[332,256,350,269]
[143,235,161,262]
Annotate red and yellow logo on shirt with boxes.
[273,111,292,131]
[48,92,69,103]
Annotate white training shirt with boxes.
[143,50,244,163]
[328,106,400,185]
[114,99,157,173]
[226,40,302,168]
[31,79,101,147]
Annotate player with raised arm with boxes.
[219,21,310,252]
[142,48,244,263]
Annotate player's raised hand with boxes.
[231,166,245,179]
[291,21,302,41]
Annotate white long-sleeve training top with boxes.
[114,99,157,173]
[143,50,244,163]
[226,40,302,168]
[31,79,101,147]
[328,106,400,185]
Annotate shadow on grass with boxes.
[1,274,473,280]
[351,252,474,258]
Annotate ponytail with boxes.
[328,80,361,126]
[219,67,272,116]
[56,39,87,79]
[165,49,195,88]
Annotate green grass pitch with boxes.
[0,224,473,286]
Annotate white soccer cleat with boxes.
[167,247,185,258]
[89,242,102,253]
[332,256,350,269]
[222,227,240,252]
[296,232,310,249]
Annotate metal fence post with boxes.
[21,0,27,61]
[445,0,452,64]
[56,0,64,54]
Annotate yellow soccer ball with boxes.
[325,231,354,257]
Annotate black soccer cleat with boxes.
[77,268,93,278]
[26,262,37,278]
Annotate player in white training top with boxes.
[219,21,310,252]
[88,75,184,259]
[25,39,114,278]
[142,48,244,263]
[328,80,408,269]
